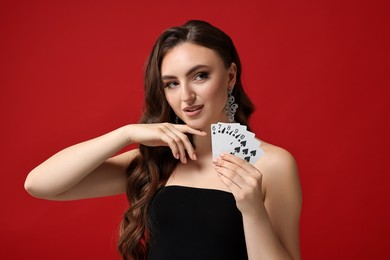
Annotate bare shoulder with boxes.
[256,140,297,173]
[254,139,301,196]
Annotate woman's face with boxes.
[161,43,236,130]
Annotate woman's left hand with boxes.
[212,153,265,216]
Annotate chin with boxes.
[182,118,209,131]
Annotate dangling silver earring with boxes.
[175,116,179,124]
[225,88,238,122]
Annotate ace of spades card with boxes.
[211,122,264,164]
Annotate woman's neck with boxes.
[193,127,212,159]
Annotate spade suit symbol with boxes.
[240,140,247,147]
[250,150,257,156]
[234,147,241,153]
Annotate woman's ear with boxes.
[228,62,237,89]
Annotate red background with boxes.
[1,0,389,259]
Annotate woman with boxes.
[25,20,301,260]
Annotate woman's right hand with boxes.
[126,123,207,164]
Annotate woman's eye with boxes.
[194,72,209,81]
[164,81,179,88]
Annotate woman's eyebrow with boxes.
[161,64,210,80]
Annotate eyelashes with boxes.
[194,72,209,81]
[163,72,210,89]
[164,81,179,89]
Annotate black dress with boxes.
[147,185,248,260]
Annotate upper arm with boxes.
[260,147,302,259]
[50,150,137,201]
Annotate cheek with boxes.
[164,91,179,109]
[204,78,227,102]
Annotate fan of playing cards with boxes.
[211,122,264,164]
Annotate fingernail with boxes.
[183,157,187,164]
[193,153,197,160]
[212,158,218,164]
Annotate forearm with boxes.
[25,125,132,198]
[243,208,294,260]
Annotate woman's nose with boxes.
[181,84,196,103]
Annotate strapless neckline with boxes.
[162,185,232,195]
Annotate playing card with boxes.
[211,123,223,158]
[236,137,262,164]
[211,122,264,164]
[212,123,234,158]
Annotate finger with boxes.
[215,168,241,195]
[161,125,188,163]
[167,124,197,160]
[219,153,263,186]
[159,131,181,161]
[213,158,247,187]
[174,124,207,136]
[220,153,258,175]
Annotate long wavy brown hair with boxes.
[118,20,255,259]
